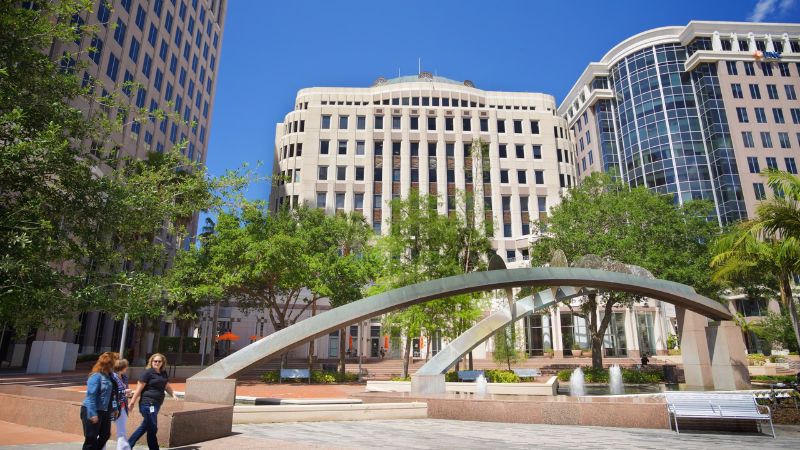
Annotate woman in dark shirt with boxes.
[128,353,174,450]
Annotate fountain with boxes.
[609,364,624,395]
[569,367,585,396]
[474,374,488,397]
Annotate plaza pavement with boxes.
[2,419,799,449]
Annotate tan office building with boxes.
[270,74,576,263]
[559,21,800,353]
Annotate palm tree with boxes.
[710,220,800,351]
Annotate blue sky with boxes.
[205,0,799,202]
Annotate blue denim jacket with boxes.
[82,372,114,418]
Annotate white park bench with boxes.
[664,392,774,437]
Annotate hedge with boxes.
[556,367,664,384]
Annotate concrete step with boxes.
[232,402,427,424]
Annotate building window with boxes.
[779,63,791,77]
[761,62,774,76]
[316,192,326,208]
[336,166,346,181]
[335,193,345,209]
[500,170,509,183]
[533,145,542,160]
[517,169,527,183]
[767,84,779,99]
[497,119,505,133]
[410,116,419,130]
[535,170,544,185]
[355,166,364,181]
[513,120,523,134]
[106,53,120,81]
[445,117,453,131]
[410,142,419,156]
[791,108,800,124]
[356,140,365,155]
[731,83,743,99]
[754,107,766,123]
[427,116,436,131]
[354,193,364,209]
[725,61,738,75]
[480,118,488,132]
[786,85,797,100]
[779,132,792,149]
[761,132,773,148]
[392,115,401,130]
[515,145,525,159]
[786,157,798,174]
[753,183,767,200]
[375,115,383,129]
[736,107,748,123]
[766,157,778,170]
[320,140,330,154]
[498,144,507,158]
[530,120,540,134]
[339,115,349,129]
[321,115,331,129]
[357,115,366,130]
[338,140,347,155]
[462,118,471,131]
[747,156,760,174]
[773,108,785,124]
[392,169,400,182]
[749,84,761,99]
[744,62,756,76]
[742,131,755,148]
[447,169,455,183]
[446,143,454,157]
[538,196,547,213]
[392,141,401,156]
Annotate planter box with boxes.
[366,377,559,396]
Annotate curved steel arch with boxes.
[189,267,729,381]
[415,286,585,376]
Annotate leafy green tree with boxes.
[492,324,525,370]
[711,221,800,351]
[750,311,799,353]
[379,190,492,377]
[530,173,719,368]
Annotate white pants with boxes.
[102,409,130,450]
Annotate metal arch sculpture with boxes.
[188,267,729,381]
[415,286,586,376]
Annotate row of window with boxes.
[740,131,797,149]
[746,156,798,174]
[730,83,797,100]
[311,96,542,111]
[312,164,551,185]
[724,60,798,77]
[317,114,543,134]
[735,106,800,124]
[309,139,553,159]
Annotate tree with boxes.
[711,220,800,352]
[530,173,719,368]
[379,190,492,377]
[493,324,525,370]
[750,311,799,353]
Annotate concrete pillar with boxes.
[708,321,751,390]
[766,34,775,53]
[712,31,722,51]
[549,308,560,356]
[185,378,237,405]
[411,373,446,394]
[676,307,714,390]
[625,307,640,358]
[783,33,792,55]
[730,32,740,51]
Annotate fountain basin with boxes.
[366,378,558,396]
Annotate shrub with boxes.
[390,376,411,382]
[747,353,767,366]
[768,355,786,363]
[484,369,520,383]
[445,371,459,382]
[261,370,280,383]
[751,375,796,383]
[556,367,664,384]
[668,348,681,356]
[259,369,358,384]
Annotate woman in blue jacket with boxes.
[81,352,118,450]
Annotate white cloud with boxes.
[748,0,796,21]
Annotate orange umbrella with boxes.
[249,335,261,342]
[348,335,353,349]
[384,335,389,349]
[216,331,240,341]
[419,336,424,348]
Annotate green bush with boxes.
[768,355,786,363]
[556,367,664,384]
[445,371,459,382]
[747,353,767,366]
[390,376,411,381]
[751,375,796,383]
[484,369,520,383]
[261,369,359,384]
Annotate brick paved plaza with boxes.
[2,419,799,449]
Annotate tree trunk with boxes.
[338,327,346,375]
[177,332,184,366]
[131,322,146,366]
[587,294,604,370]
[468,351,474,370]
[208,302,220,365]
[402,334,412,378]
[307,299,317,373]
[780,275,800,351]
